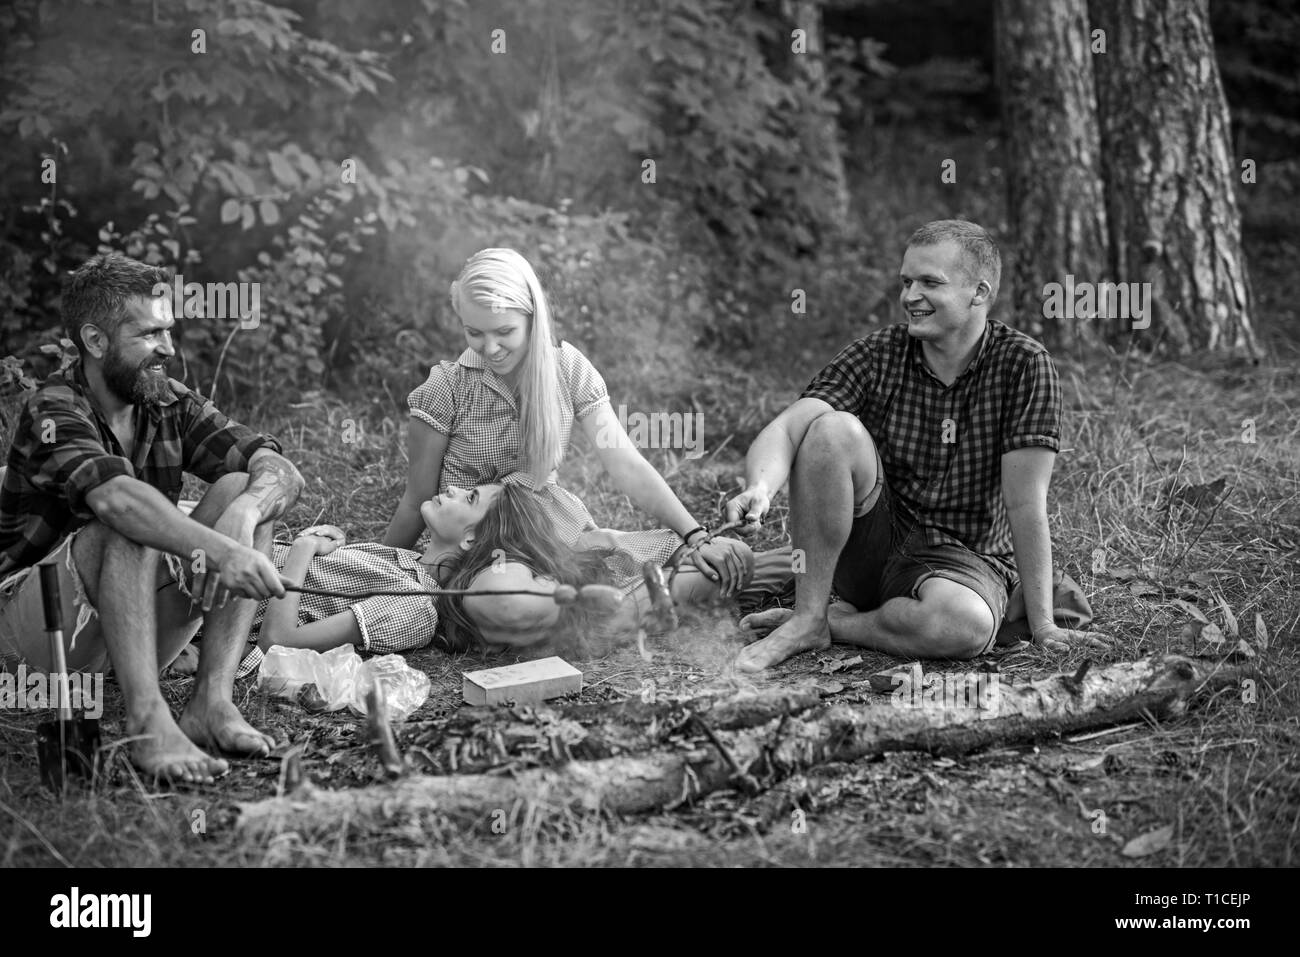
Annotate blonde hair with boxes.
[451,248,562,485]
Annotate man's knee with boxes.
[206,472,251,506]
[805,410,872,451]
[801,412,878,497]
[70,521,160,603]
[72,520,159,568]
[193,472,278,530]
[202,470,301,526]
[916,580,994,659]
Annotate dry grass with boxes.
[2,340,1297,868]
[3,139,1297,867]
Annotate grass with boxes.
[2,137,1297,868]
[2,337,1297,867]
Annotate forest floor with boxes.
[3,137,1298,867]
[3,321,1298,868]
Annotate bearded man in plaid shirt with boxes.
[726,220,1107,672]
[0,253,304,780]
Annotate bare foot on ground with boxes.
[739,607,795,638]
[128,701,229,783]
[734,612,831,672]
[179,698,275,757]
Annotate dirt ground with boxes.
[3,351,1298,868]
[1,593,1286,868]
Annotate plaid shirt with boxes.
[0,361,279,576]
[801,320,1061,560]
[236,541,440,678]
[408,341,681,586]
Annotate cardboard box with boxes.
[462,656,583,706]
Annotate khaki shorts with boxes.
[0,527,198,675]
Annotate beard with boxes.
[103,346,173,406]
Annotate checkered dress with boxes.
[801,320,1061,561]
[235,541,441,678]
[408,341,680,589]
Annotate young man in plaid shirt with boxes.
[0,253,304,780]
[726,220,1107,672]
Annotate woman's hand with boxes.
[686,537,749,597]
[295,524,346,556]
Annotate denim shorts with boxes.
[831,482,1017,655]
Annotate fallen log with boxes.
[237,655,1252,836]
[401,686,823,775]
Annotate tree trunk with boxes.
[995,0,1110,352]
[237,655,1252,837]
[1089,0,1259,357]
[780,0,851,231]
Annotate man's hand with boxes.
[687,538,748,596]
[1032,623,1111,654]
[196,542,285,611]
[724,486,772,532]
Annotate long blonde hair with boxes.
[451,248,562,485]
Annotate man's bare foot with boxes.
[128,701,229,783]
[179,698,275,757]
[739,607,795,639]
[734,613,831,673]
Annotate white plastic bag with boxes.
[354,654,432,723]
[257,645,430,722]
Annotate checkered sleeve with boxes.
[1001,349,1062,454]
[408,363,457,435]
[350,593,439,654]
[561,343,611,421]
[24,390,133,518]
[800,338,874,416]
[177,386,282,484]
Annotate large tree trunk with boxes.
[995,0,1110,352]
[238,655,1251,837]
[1088,0,1259,357]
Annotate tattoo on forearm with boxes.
[244,454,302,521]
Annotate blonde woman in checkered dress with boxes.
[383,248,753,601]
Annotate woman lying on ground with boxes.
[382,247,754,598]
[174,482,760,678]
[433,484,765,656]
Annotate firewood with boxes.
[237,655,1252,836]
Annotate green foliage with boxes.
[0,0,464,404]
[0,0,857,404]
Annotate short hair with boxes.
[61,253,170,348]
[907,220,1001,307]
